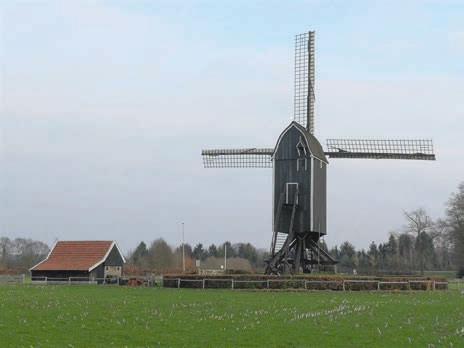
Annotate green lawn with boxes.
[1,286,463,347]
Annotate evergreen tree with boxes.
[357,250,370,274]
[386,234,399,272]
[130,241,148,267]
[367,242,379,271]
[193,243,206,260]
[236,243,258,265]
[339,241,357,272]
[217,241,235,258]
[207,244,218,258]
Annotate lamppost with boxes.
[224,243,227,271]
[182,222,185,273]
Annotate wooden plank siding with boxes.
[273,122,327,236]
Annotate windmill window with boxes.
[296,137,307,157]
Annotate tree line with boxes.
[329,182,464,276]
[127,239,268,273]
[1,182,463,277]
[128,182,464,276]
[0,238,49,272]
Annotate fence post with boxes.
[22,274,26,284]
[267,280,270,290]
[377,281,380,291]
[432,281,436,291]
[177,278,181,289]
[202,279,205,289]
[45,276,48,285]
[231,279,234,290]
[304,280,307,290]
[342,280,345,291]
[68,277,71,285]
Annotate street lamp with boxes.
[224,243,227,271]
[182,222,185,273]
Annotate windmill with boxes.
[201,31,435,275]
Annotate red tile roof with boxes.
[31,241,115,271]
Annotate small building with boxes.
[30,241,125,280]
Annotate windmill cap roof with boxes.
[275,121,328,163]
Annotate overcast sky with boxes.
[1,1,463,253]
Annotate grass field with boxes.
[1,286,463,347]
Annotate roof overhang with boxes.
[88,241,126,272]
[29,240,58,272]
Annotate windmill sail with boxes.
[325,139,436,160]
[202,148,273,168]
[294,31,315,133]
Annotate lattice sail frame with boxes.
[202,148,274,168]
[294,31,315,133]
[325,139,435,160]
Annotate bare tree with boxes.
[0,237,49,271]
[403,209,434,275]
[444,182,464,275]
[0,237,12,269]
[398,233,414,272]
